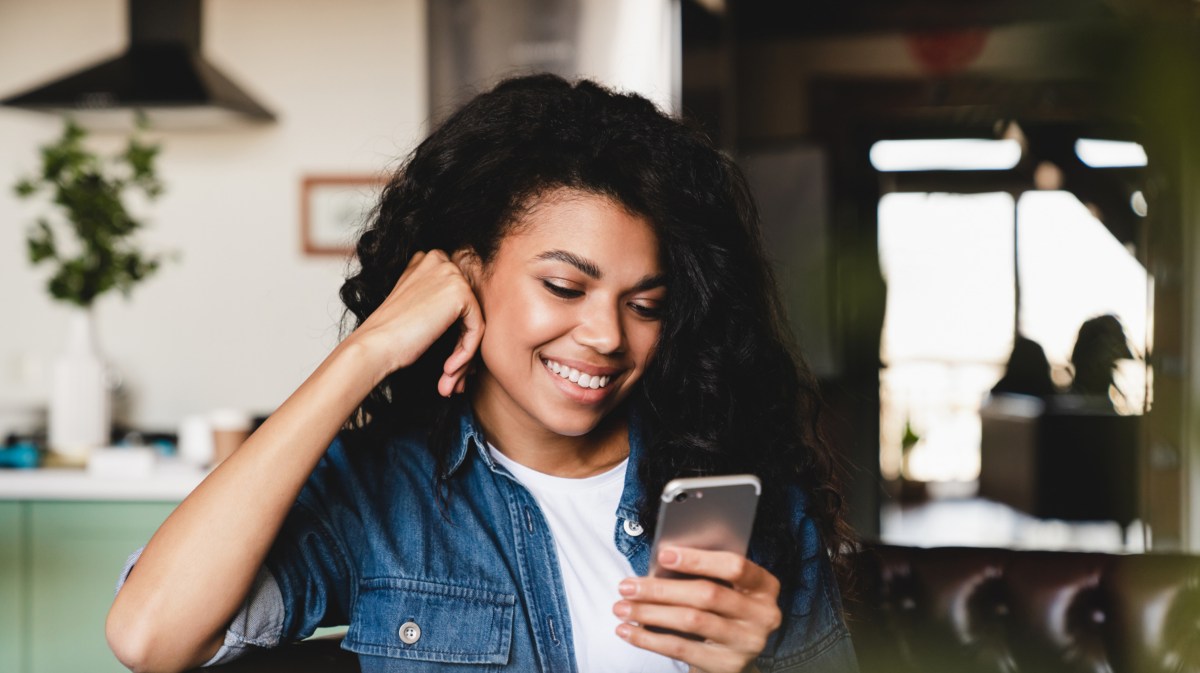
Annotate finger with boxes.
[401,250,428,276]
[437,373,456,398]
[385,251,436,298]
[658,548,778,594]
[615,622,743,673]
[613,600,753,647]
[442,346,472,378]
[457,293,485,358]
[436,362,469,396]
[621,577,761,622]
[443,297,485,375]
[437,353,470,395]
[438,349,474,396]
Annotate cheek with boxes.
[481,285,569,352]
[520,301,570,339]
[626,322,662,367]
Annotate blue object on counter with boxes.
[0,442,40,469]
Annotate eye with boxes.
[628,301,664,320]
[542,279,583,299]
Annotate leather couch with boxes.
[194,544,1200,672]
[848,544,1200,673]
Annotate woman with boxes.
[107,75,858,673]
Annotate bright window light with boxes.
[870,139,1022,172]
[1075,138,1148,168]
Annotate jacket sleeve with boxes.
[113,547,288,666]
[262,436,358,642]
[754,493,860,673]
[112,436,357,666]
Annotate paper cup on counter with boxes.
[210,409,252,465]
[178,415,215,467]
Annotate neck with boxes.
[469,392,631,479]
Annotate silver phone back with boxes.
[650,475,760,578]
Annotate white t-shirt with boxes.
[489,445,688,673]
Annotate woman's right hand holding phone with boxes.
[344,249,484,396]
[615,547,782,673]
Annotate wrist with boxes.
[331,337,396,391]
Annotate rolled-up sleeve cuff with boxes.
[114,547,145,595]
[200,564,285,666]
[114,547,286,667]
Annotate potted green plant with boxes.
[13,119,170,462]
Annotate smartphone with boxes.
[648,474,761,581]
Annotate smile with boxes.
[541,358,613,390]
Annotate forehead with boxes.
[500,188,661,261]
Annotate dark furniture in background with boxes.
[849,544,1200,673]
[980,395,1140,527]
[194,543,1200,673]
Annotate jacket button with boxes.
[623,519,644,537]
[398,621,422,644]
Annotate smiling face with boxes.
[467,188,665,451]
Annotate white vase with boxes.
[48,309,111,463]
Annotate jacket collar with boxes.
[440,398,650,519]
[442,398,491,479]
[615,403,649,522]
[442,399,653,570]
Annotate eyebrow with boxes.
[534,249,666,292]
[534,250,602,279]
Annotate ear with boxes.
[451,248,483,289]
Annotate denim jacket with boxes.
[171,404,858,672]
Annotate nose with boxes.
[573,302,624,355]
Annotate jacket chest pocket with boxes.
[345,577,516,670]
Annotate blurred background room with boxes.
[1,0,1198,671]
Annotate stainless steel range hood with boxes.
[0,0,275,130]
[428,0,680,125]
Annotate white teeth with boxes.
[542,359,613,390]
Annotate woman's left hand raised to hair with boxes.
[613,547,781,673]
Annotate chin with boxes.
[539,392,640,440]
[535,408,608,438]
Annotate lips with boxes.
[541,357,615,390]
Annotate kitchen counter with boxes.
[0,459,208,501]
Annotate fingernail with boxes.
[659,548,679,566]
[613,601,631,618]
[616,623,632,639]
[618,580,637,597]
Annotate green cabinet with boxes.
[1,501,176,673]
[1,502,26,673]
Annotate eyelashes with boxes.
[628,303,663,320]
[541,280,663,320]
[542,280,584,299]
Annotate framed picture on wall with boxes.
[300,175,386,256]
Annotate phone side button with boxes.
[623,519,644,537]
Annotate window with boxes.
[878,189,1150,483]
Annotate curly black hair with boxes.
[339,74,853,585]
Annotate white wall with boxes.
[0,0,427,431]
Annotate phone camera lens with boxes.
[673,492,689,503]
